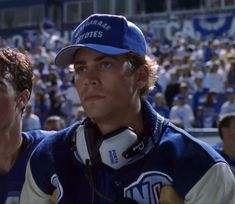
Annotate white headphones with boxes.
[75,123,139,169]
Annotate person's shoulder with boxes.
[28,121,83,177]
[157,123,228,190]
[22,130,50,145]
[25,129,56,137]
[23,129,57,143]
[160,123,225,164]
[30,121,81,152]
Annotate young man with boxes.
[20,14,235,204]
[213,113,235,175]
[0,47,54,203]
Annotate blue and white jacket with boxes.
[213,142,235,176]
[0,130,54,204]
[20,101,235,204]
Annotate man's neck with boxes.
[94,102,143,135]
[0,131,23,174]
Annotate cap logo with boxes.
[76,19,111,34]
[74,19,112,44]
[75,31,103,44]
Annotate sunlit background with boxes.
[1,0,235,144]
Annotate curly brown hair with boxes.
[0,47,33,97]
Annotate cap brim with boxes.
[55,44,130,67]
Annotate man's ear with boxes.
[136,65,148,89]
[16,89,30,109]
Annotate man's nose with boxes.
[83,69,100,86]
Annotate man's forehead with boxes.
[74,49,126,63]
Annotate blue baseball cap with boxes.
[55,14,147,67]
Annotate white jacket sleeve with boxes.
[185,162,235,204]
[20,162,52,204]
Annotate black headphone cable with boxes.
[85,159,114,203]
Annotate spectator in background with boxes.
[33,91,50,127]
[70,105,86,124]
[59,69,73,92]
[47,71,62,116]
[177,65,192,89]
[22,103,41,131]
[30,69,51,126]
[60,69,81,124]
[178,82,193,107]
[152,92,170,118]
[220,88,235,115]
[225,61,235,89]
[200,91,219,128]
[203,60,224,94]
[164,69,180,107]
[44,115,65,131]
[191,75,208,115]
[157,60,171,93]
[74,106,86,121]
[194,105,204,128]
[169,94,195,129]
[0,47,54,203]
[213,113,235,175]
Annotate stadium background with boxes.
[2,0,235,144]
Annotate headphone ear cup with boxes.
[76,124,138,169]
[98,128,138,169]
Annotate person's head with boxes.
[194,75,203,88]
[225,88,235,102]
[44,115,65,131]
[179,82,189,95]
[168,69,178,82]
[75,106,86,121]
[0,47,32,129]
[153,92,166,106]
[54,14,158,128]
[218,113,235,141]
[228,54,235,64]
[24,103,33,115]
[205,91,217,105]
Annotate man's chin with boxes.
[86,110,111,123]
[85,109,105,120]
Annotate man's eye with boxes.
[100,62,112,69]
[75,66,87,75]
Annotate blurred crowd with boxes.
[146,31,235,129]
[1,22,235,131]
